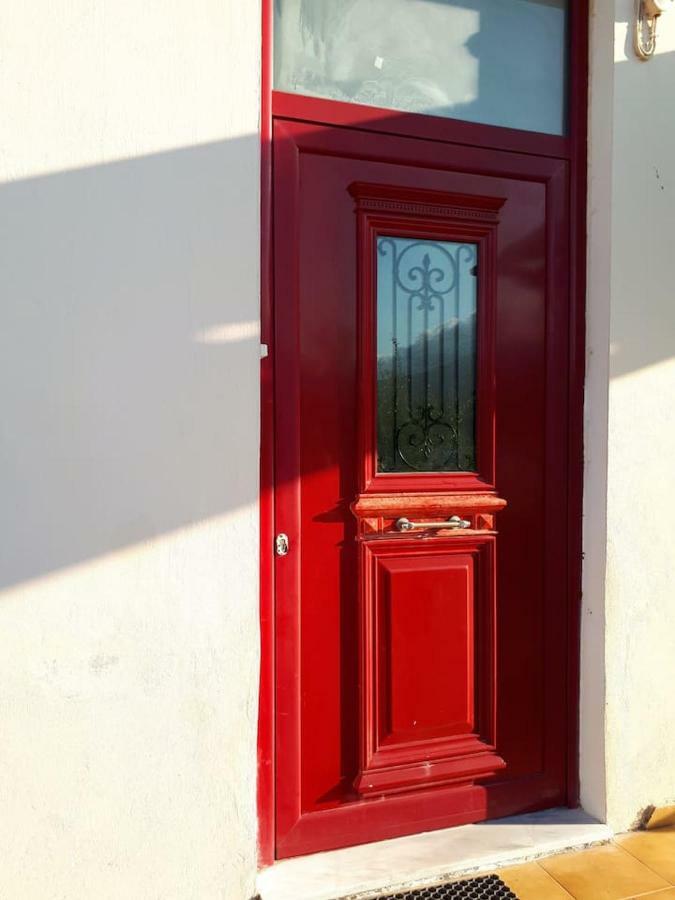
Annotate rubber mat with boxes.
[362,874,518,899]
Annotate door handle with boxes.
[395,516,471,532]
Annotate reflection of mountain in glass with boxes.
[376,237,477,474]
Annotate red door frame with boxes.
[258,1,589,867]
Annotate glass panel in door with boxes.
[376,236,478,473]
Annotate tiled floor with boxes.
[257,810,675,900]
[257,808,612,900]
[482,826,675,900]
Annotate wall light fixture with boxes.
[636,0,674,59]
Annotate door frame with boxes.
[258,0,589,867]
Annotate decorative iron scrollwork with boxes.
[397,402,458,471]
[377,237,477,473]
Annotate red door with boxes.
[272,110,574,858]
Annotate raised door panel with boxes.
[355,537,505,797]
[379,552,474,744]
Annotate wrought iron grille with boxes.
[376,236,478,474]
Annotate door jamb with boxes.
[257,0,275,868]
[257,0,589,867]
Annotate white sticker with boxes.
[374,56,384,69]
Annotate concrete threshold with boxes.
[256,807,611,900]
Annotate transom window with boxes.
[274,0,568,135]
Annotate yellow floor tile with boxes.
[647,806,675,831]
[496,862,574,899]
[615,828,675,883]
[623,890,675,899]
[538,843,670,900]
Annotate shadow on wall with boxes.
[0,138,260,592]
[2,49,675,595]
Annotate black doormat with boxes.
[365,874,518,899]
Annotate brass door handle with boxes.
[395,516,471,532]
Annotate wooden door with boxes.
[272,114,574,859]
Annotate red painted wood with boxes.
[259,0,589,865]
[273,91,571,162]
[349,182,502,495]
[273,120,305,852]
[351,492,506,539]
[381,553,473,740]
[354,537,505,798]
[278,774,566,860]
[352,492,507,519]
[565,0,591,810]
[273,117,571,857]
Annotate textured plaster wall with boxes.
[583,1,675,832]
[0,3,261,898]
[580,0,614,825]
[605,1,675,831]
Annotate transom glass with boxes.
[274,0,568,135]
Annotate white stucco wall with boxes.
[583,1,675,832]
[580,0,613,826]
[0,3,261,898]
[2,1,674,895]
